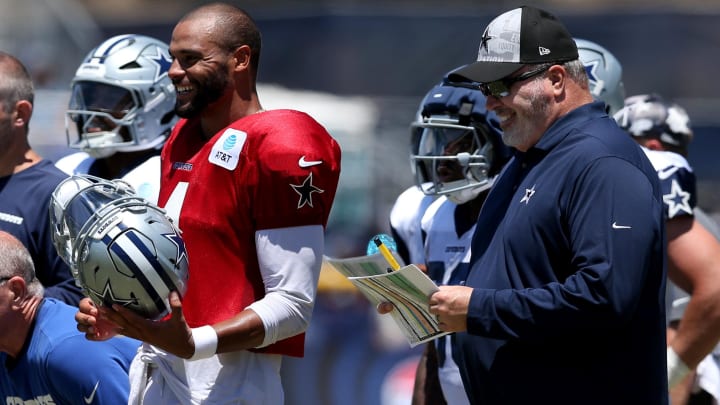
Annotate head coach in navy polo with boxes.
[429,6,667,404]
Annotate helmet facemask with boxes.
[411,117,495,204]
[65,34,176,158]
[67,81,141,158]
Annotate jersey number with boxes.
[163,182,189,224]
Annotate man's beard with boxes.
[501,81,550,150]
[175,69,229,119]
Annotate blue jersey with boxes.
[0,160,82,305]
[644,148,696,324]
[0,298,139,405]
[642,147,696,220]
[457,102,667,404]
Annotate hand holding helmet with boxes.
[50,174,189,320]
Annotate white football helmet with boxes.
[50,175,189,319]
[411,80,509,204]
[66,34,177,158]
[613,93,694,156]
[575,38,626,116]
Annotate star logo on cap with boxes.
[479,29,493,52]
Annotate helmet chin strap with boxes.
[78,128,123,158]
[85,147,117,159]
[446,173,496,205]
[447,184,483,204]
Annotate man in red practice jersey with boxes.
[75,3,341,403]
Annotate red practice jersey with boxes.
[158,109,341,356]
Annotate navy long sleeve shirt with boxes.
[456,102,667,404]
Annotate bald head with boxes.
[0,231,43,297]
[179,2,261,72]
[0,52,34,113]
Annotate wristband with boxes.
[667,346,690,388]
[189,325,218,361]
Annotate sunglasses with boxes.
[478,64,552,98]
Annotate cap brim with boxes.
[446,62,524,83]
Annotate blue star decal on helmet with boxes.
[149,46,172,81]
[291,172,324,209]
[86,279,139,308]
[663,179,692,218]
[582,59,605,98]
[163,231,188,267]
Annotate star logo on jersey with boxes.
[583,59,605,98]
[86,280,138,309]
[663,179,692,218]
[148,46,172,81]
[163,231,188,268]
[520,184,536,205]
[291,172,324,209]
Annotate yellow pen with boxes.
[374,236,401,271]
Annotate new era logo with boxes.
[538,46,551,56]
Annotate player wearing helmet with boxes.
[406,76,510,405]
[615,94,720,403]
[55,34,177,203]
[74,4,341,404]
[616,94,693,157]
[0,52,83,306]
[389,112,437,267]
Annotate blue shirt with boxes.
[456,102,667,404]
[0,160,83,305]
[0,298,139,405]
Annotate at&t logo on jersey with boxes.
[209,128,247,170]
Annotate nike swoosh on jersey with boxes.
[657,166,680,180]
[84,381,100,404]
[612,221,632,229]
[298,156,323,168]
